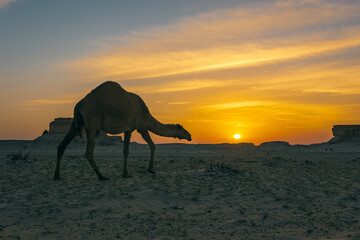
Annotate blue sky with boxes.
[0,0,248,74]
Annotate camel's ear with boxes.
[176,124,182,129]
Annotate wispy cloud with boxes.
[127,79,229,93]
[204,101,277,110]
[20,99,76,106]
[168,102,189,105]
[0,0,17,9]
[66,0,360,81]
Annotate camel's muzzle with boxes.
[186,134,192,141]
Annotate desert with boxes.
[1,133,360,239]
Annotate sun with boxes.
[233,134,241,140]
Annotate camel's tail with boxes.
[74,102,84,139]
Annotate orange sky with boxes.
[1,0,360,144]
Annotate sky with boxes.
[1,0,360,144]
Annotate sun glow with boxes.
[234,134,241,140]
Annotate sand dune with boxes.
[1,141,360,239]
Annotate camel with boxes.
[53,81,191,180]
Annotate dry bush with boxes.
[6,150,31,161]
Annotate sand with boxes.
[1,140,360,239]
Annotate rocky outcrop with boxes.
[258,141,291,151]
[48,118,108,136]
[330,125,360,143]
[35,117,122,144]
[49,118,72,135]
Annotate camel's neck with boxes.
[148,116,177,138]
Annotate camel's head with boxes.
[174,124,192,141]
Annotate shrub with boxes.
[6,150,31,161]
[208,162,241,174]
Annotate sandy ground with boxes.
[1,140,360,239]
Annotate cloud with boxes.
[250,59,360,95]
[128,79,229,93]
[20,99,76,106]
[0,0,17,9]
[204,101,277,110]
[65,0,360,81]
[168,102,189,105]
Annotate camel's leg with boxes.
[122,131,132,178]
[139,130,156,174]
[85,130,108,180]
[54,121,77,180]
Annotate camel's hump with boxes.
[99,81,122,88]
[92,81,125,92]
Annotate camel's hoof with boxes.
[147,169,156,174]
[53,175,61,181]
[122,173,132,178]
[99,176,109,181]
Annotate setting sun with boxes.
[233,134,241,140]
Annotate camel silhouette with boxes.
[53,81,191,180]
